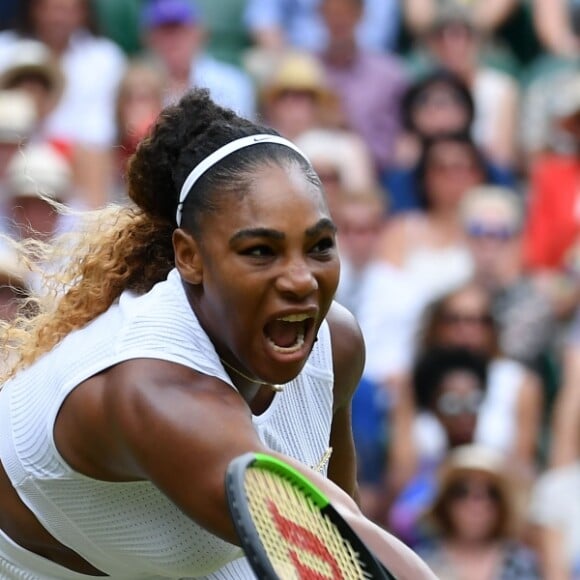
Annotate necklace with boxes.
[219,357,285,393]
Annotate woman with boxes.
[387,346,490,546]
[419,444,540,580]
[0,89,435,579]
[376,132,486,305]
[417,282,543,477]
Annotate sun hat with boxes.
[260,51,336,108]
[0,90,37,144]
[5,143,73,202]
[0,40,65,107]
[427,444,519,537]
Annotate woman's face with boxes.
[444,473,502,542]
[412,84,470,137]
[31,0,86,48]
[436,287,494,354]
[424,141,484,210]
[433,370,483,446]
[189,162,340,386]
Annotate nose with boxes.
[275,259,318,299]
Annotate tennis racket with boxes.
[225,452,397,579]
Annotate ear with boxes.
[173,228,203,284]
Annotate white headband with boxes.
[175,134,310,226]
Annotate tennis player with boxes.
[0,89,435,579]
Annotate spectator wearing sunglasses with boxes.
[418,283,543,475]
[388,282,543,530]
[418,444,540,580]
[387,346,489,545]
[461,185,556,370]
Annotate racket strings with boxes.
[244,469,374,579]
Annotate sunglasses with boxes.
[466,221,519,241]
[446,480,501,503]
[440,311,494,326]
[436,390,484,416]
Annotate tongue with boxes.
[264,320,303,348]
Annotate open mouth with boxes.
[263,313,314,354]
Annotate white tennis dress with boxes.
[0,269,335,579]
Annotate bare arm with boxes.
[549,344,580,467]
[512,369,543,479]
[533,0,580,57]
[58,356,436,578]
[538,525,571,580]
[327,301,365,501]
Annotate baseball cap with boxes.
[141,0,200,28]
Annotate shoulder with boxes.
[326,301,365,408]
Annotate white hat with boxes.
[0,40,65,106]
[0,90,37,143]
[5,143,73,201]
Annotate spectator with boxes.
[0,0,126,149]
[243,0,401,54]
[334,187,388,316]
[258,51,339,143]
[113,58,166,200]
[318,0,408,172]
[528,338,580,578]
[140,0,256,119]
[419,444,540,579]
[385,69,516,213]
[376,132,486,306]
[461,185,556,368]
[0,39,64,133]
[388,346,490,545]
[333,185,426,384]
[295,127,377,211]
[523,75,580,322]
[528,460,580,579]
[417,4,520,169]
[3,141,75,241]
[416,282,543,476]
[351,374,392,523]
[0,0,127,207]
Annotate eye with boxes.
[310,236,336,255]
[241,244,275,258]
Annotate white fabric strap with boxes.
[175,134,310,225]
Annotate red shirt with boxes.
[524,154,580,271]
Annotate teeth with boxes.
[277,314,311,322]
[267,330,305,353]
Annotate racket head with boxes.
[225,452,395,580]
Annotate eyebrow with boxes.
[229,218,337,245]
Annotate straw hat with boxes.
[0,40,65,107]
[260,52,336,108]
[0,90,37,144]
[427,444,518,537]
[5,143,73,202]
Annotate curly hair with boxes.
[0,89,319,383]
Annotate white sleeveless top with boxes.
[0,269,335,579]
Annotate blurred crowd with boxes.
[0,0,580,577]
